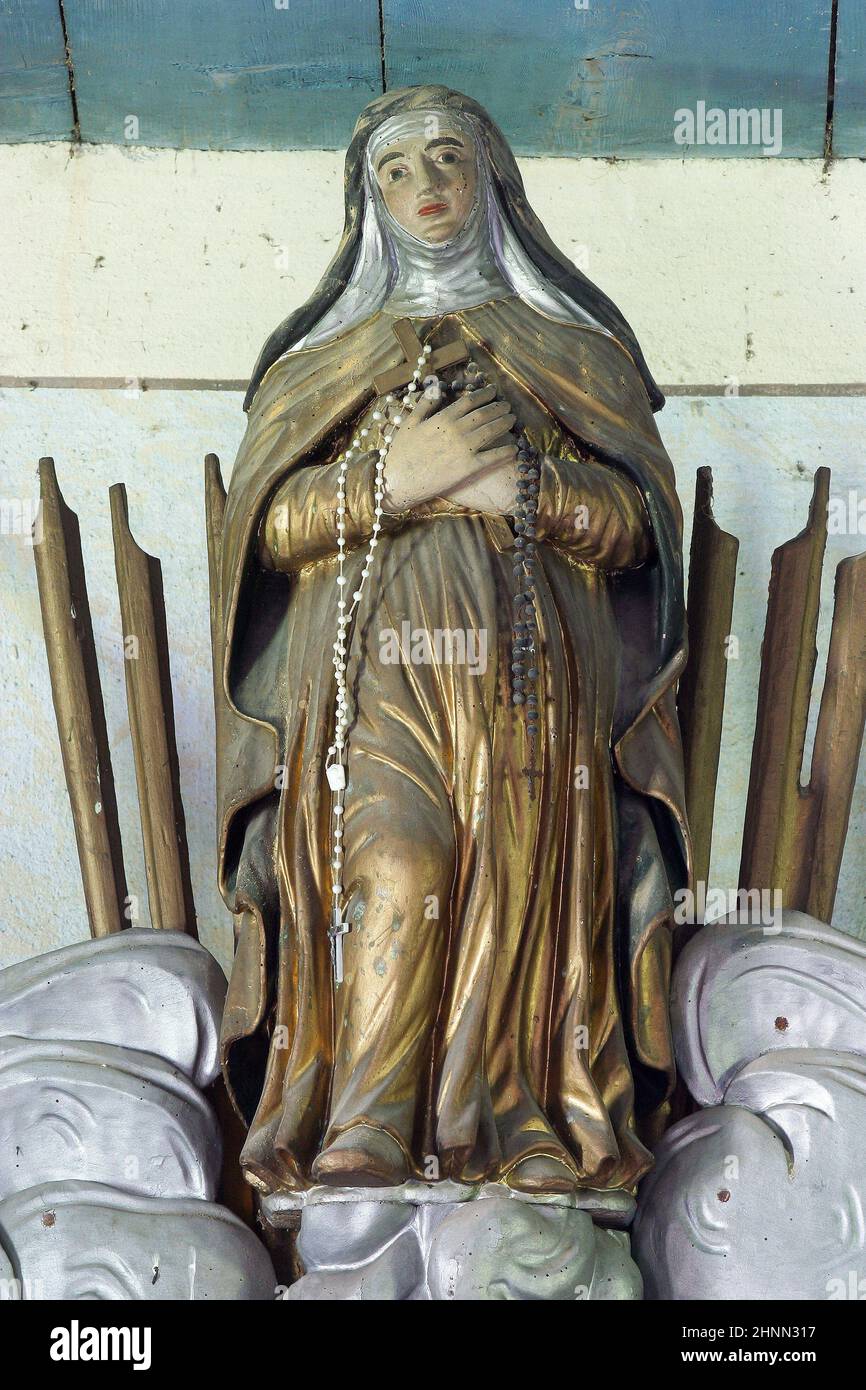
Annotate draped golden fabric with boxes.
[218,300,691,1196]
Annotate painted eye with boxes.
[438,151,459,165]
[388,166,407,182]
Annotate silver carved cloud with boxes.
[0,928,226,1088]
[0,1035,221,1201]
[287,1192,642,1300]
[0,929,276,1301]
[0,1182,275,1300]
[633,911,866,1301]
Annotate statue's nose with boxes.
[416,155,443,193]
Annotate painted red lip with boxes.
[418,202,448,216]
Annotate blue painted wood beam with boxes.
[834,0,865,155]
[63,0,383,150]
[0,0,843,157]
[0,0,74,142]
[383,0,833,157]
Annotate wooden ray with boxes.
[204,453,226,718]
[677,467,739,897]
[738,467,830,910]
[792,550,866,920]
[110,484,197,937]
[33,459,128,938]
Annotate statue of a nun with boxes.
[217,85,691,1198]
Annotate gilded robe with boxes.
[217,295,691,1193]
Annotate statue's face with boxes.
[373,124,477,244]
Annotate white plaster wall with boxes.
[1,144,864,387]
[1,144,864,972]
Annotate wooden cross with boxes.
[372,318,469,396]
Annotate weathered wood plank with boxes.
[384,0,832,157]
[834,0,866,156]
[0,0,74,142]
[63,0,382,150]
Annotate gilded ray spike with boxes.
[204,453,227,720]
[677,467,739,907]
[110,483,197,937]
[33,458,128,938]
[739,467,830,909]
[794,549,866,920]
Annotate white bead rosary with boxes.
[325,342,434,983]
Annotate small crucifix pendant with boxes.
[372,318,469,396]
[521,755,543,803]
[329,905,349,985]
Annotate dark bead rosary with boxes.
[511,434,540,743]
[420,359,541,768]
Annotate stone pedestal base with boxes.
[264,1186,641,1301]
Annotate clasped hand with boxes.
[381,385,518,516]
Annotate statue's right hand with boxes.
[382,385,517,514]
